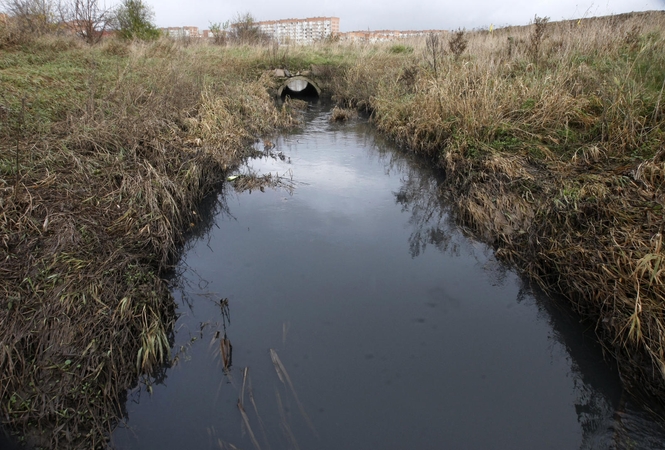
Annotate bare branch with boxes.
[62,0,115,44]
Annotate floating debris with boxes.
[228,172,295,195]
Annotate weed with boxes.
[389,44,413,54]
[330,106,357,122]
[529,15,549,64]
[425,32,445,78]
[507,36,515,58]
[448,29,468,61]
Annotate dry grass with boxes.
[3,10,665,445]
[0,37,302,447]
[333,11,665,397]
[330,106,358,122]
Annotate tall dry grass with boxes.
[2,10,665,445]
[0,36,302,447]
[333,11,665,397]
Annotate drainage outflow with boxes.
[278,76,321,98]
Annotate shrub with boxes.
[389,44,413,54]
[209,21,228,46]
[115,0,159,41]
[0,0,57,34]
[228,12,270,46]
[61,0,116,45]
[448,29,468,61]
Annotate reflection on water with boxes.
[362,123,616,448]
[111,102,665,450]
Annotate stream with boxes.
[110,102,665,450]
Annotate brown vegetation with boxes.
[330,106,357,122]
[0,37,301,447]
[332,10,665,398]
[3,6,665,447]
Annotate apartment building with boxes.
[161,26,201,38]
[256,17,340,45]
[341,29,448,43]
[158,18,444,46]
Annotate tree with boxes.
[208,21,228,45]
[228,12,269,45]
[0,0,57,35]
[64,0,115,44]
[115,0,158,40]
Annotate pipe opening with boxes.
[278,76,321,98]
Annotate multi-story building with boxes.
[161,26,201,38]
[256,17,340,45]
[159,19,445,46]
[340,29,447,43]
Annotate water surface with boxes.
[111,102,665,450]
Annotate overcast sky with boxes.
[149,0,664,32]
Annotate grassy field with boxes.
[1,9,665,447]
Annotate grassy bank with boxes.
[0,36,305,447]
[333,11,665,397]
[2,9,665,447]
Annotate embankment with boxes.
[333,11,665,399]
[0,38,302,447]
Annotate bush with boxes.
[389,44,413,54]
[0,15,24,47]
[209,21,228,46]
[115,0,159,41]
[448,29,468,61]
[61,0,116,45]
[228,12,270,45]
[0,0,58,38]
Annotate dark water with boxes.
[110,103,665,450]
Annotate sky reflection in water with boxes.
[111,103,665,450]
